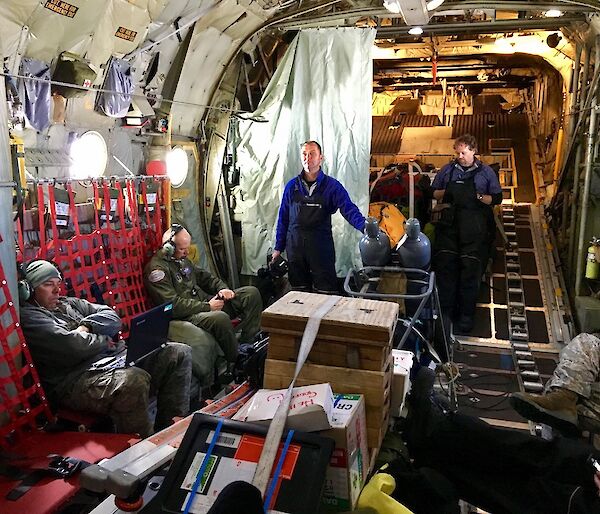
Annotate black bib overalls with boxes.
[286,177,338,293]
[433,165,487,318]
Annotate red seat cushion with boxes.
[0,431,135,514]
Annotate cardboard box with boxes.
[319,394,369,512]
[264,358,391,449]
[391,349,413,418]
[233,383,334,432]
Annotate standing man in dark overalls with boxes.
[432,135,502,333]
[272,140,366,294]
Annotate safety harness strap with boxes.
[3,455,91,501]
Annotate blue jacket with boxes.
[275,169,365,252]
[432,159,502,196]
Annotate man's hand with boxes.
[75,325,90,333]
[107,339,126,353]
[594,471,600,495]
[271,250,281,263]
[209,296,225,311]
[218,288,235,301]
[433,189,446,202]
[477,192,492,205]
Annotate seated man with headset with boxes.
[144,225,263,378]
[18,259,192,437]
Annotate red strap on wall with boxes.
[4,176,170,447]
[16,177,169,339]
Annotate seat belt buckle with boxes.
[47,455,82,478]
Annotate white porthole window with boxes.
[70,131,108,179]
[166,146,188,188]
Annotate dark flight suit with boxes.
[275,171,365,293]
[433,161,501,325]
[144,253,262,366]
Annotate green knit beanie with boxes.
[25,260,61,289]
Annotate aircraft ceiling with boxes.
[0,0,598,135]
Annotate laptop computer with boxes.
[88,302,173,371]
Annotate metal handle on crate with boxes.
[344,266,435,300]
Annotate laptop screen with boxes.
[126,302,173,364]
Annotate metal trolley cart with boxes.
[344,266,457,406]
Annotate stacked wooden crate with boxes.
[262,291,399,455]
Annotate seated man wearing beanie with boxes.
[19,259,192,437]
[510,332,600,435]
[144,226,263,367]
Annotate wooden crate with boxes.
[262,292,398,371]
[261,291,399,346]
[262,292,397,451]
[264,355,392,449]
[267,333,390,371]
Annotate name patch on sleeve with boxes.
[148,269,165,283]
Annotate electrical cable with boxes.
[566,485,582,514]
[466,397,512,411]
[0,71,253,116]
[437,368,515,411]
[462,383,510,398]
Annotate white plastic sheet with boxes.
[237,27,375,276]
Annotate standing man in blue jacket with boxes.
[271,140,366,294]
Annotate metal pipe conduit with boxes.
[555,59,600,189]
[568,44,582,142]
[575,97,598,296]
[0,74,18,308]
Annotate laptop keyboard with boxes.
[89,352,126,371]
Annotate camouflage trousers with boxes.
[187,286,263,363]
[61,342,192,437]
[547,332,600,422]
[168,320,221,386]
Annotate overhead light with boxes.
[383,0,402,14]
[426,0,445,10]
[494,38,515,54]
[408,26,424,35]
[384,0,430,25]
[544,9,562,18]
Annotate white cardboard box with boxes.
[391,349,414,418]
[233,383,334,432]
[319,394,369,512]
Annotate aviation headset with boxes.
[17,259,63,303]
[162,223,185,258]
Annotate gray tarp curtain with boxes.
[236,27,375,275]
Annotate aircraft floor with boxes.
[445,203,570,428]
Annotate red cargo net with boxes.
[15,177,169,337]
[0,240,52,443]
